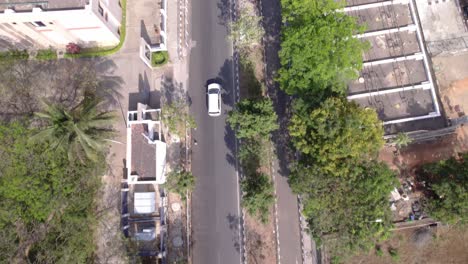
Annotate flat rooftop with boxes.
[362,31,420,62]
[345,0,444,133]
[131,124,157,181]
[348,4,413,32]
[0,0,86,12]
[354,88,435,121]
[349,60,428,94]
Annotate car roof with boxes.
[208,93,220,113]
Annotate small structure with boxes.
[126,103,167,184]
[139,0,168,68]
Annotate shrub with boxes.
[66,43,81,54]
[164,169,195,200]
[375,246,384,257]
[151,51,169,66]
[388,248,400,262]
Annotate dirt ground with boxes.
[379,126,468,172]
[346,225,468,264]
[379,52,468,171]
[244,211,277,264]
[369,53,468,264]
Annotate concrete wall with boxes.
[0,0,121,50]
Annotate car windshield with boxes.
[208,88,219,94]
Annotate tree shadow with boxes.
[0,57,124,121]
[239,58,262,100]
[226,213,241,253]
[225,122,237,167]
[259,0,292,177]
[217,0,233,28]
[161,70,188,106]
[217,59,235,108]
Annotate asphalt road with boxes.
[189,0,241,263]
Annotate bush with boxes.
[388,248,400,262]
[66,43,81,54]
[375,246,384,257]
[36,48,57,60]
[164,169,195,200]
[151,51,169,66]
[417,154,468,224]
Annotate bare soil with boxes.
[244,211,277,264]
[379,126,468,171]
[167,192,188,263]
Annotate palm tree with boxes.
[393,132,412,149]
[32,96,115,163]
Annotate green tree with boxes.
[278,0,366,95]
[165,169,196,200]
[418,154,468,224]
[229,5,265,52]
[162,100,196,137]
[242,173,275,223]
[32,96,114,163]
[289,97,384,176]
[227,98,278,139]
[0,121,102,263]
[289,160,397,256]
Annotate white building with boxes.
[126,103,167,185]
[0,0,121,50]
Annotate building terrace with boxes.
[344,0,443,133]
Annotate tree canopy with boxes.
[0,121,102,263]
[290,160,397,254]
[32,96,115,163]
[278,0,366,96]
[227,98,278,139]
[417,154,468,224]
[289,97,384,176]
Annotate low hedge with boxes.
[64,0,127,58]
[36,49,57,60]
[0,49,29,61]
[151,51,169,67]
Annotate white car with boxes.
[207,83,222,117]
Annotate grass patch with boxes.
[151,51,169,67]
[36,49,57,60]
[64,0,127,58]
[0,49,29,61]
